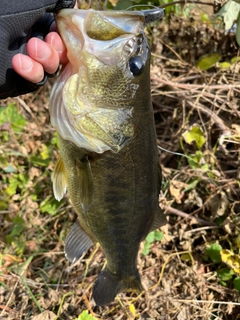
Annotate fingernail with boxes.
[19,56,33,72]
[35,40,51,60]
[48,33,64,54]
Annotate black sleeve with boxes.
[0,0,76,99]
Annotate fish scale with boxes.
[50,7,166,306]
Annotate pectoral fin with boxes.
[65,219,94,263]
[76,157,94,213]
[52,155,67,201]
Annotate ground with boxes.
[0,7,240,320]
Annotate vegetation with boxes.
[0,1,240,319]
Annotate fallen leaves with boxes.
[31,311,57,320]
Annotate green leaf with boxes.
[6,176,19,196]
[187,157,201,169]
[75,310,98,320]
[30,156,50,167]
[200,12,210,23]
[114,0,132,9]
[0,199,8,210]
[214,217,226,226]
[6,215,25,243]
[182,126,206,149]
[236,11,240,45]
[2,164,16,173]
[184,178,199,192]
[142,242,150,256]
[197,53,221,71]
[40,196,62,215]
[217,268,234,281]
[51,132,59,148]
[233,277,240,292]
[231,56,240,63]
[40,144,49,160]
[145,231,155,244]
[0,104,26,133]
[154,230,164,241]
[181,253,192,262]
[205,243,222,263]
[143,230,163,255]
[201,163,209,171]
[217,0,240,30]
[6,173,29,196]
[235,234,240,249]
[218,62,231,69]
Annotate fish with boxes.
[49,7,166,306]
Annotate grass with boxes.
[0,7,240,320]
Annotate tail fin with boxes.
[93,268,143,306]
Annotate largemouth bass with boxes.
[50,8,166,306]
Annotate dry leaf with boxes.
[232,123,240,135]
[169,180,188,203]
[177,307,187,320]
[31,311,57,320]
[184,189,203,207]
[207,191,230,218]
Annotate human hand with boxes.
[0,0,76,99]
[12,32,68,84]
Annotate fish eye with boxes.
[129,56,144,76]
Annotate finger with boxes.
[45,32,68,65]
[12,54,45,83]
[26,37,60,74]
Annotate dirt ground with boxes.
[0,9,240,320]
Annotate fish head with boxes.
[50,8,164,153]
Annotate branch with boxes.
[159,0,214,9]
[162,204,219,227]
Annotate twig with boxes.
[159,0,214,9]
[186,100,230,133]
[83,294,99,319]
[162,205,219,226]
[0,280,19,318]
[159,41,189,65]
[150,251,195,291]
[19,275,43,313]
[56,292,73,319]
[15,96,33,117]
[0,211,12,214]
[174,299,240,306]
[185,226,220,233]
[151,76,240,90]
[0,305,16,314]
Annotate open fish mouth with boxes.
[50,8,164,154]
